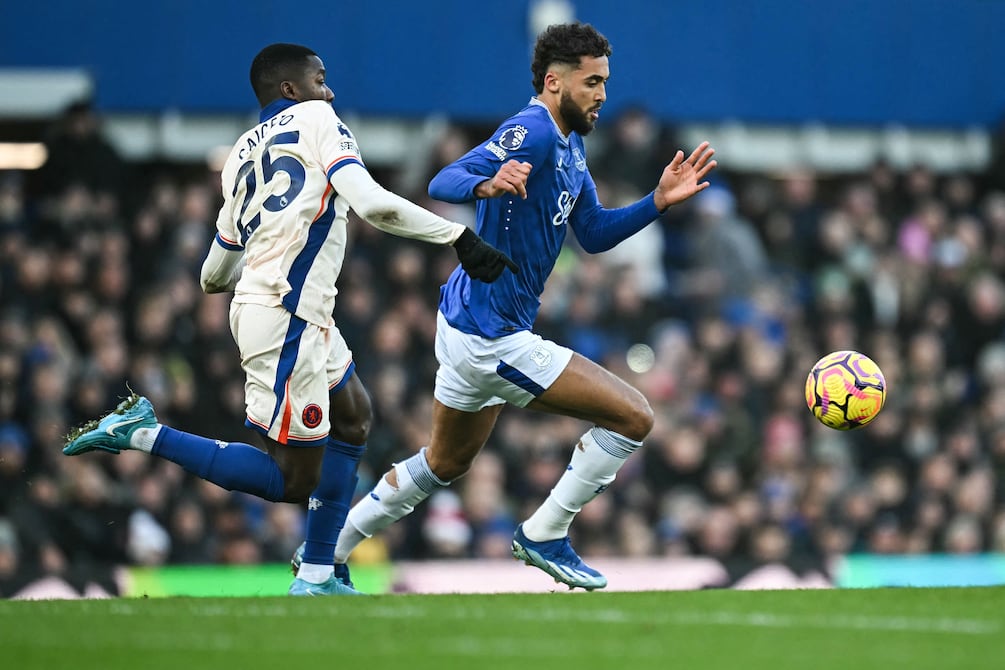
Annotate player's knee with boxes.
[624,397,654,442]
[329,391,373,445]
[435,461,470,482]
[329,415,371,446]
[425,451,472,483]
[281,467,321,502]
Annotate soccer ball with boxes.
[805,350,886,430]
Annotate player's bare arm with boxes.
[474,159,533,199]
[653,141,717,212]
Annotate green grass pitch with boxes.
[2,586,1001,670]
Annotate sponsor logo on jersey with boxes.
[485,141,508,161]
[302,403,323,429]
[552,190,576,226]
[498,125,528,150]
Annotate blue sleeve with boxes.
[429,113,551,203]
[569,170,662,254]
[428,150,499,203]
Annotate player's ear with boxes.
[544,70,563,94]
[280,80,298,101]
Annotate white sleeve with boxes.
[330,163,464,245]
[200,239,244,293]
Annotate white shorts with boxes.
[230,302,353,446]
[433,311,574,412]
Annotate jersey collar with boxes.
[530,97,570,143]
[259,98,299,123]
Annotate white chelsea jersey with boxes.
[209,98,464,328]
[214,99,366,328]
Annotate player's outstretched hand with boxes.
[653,141,717,211]
[453,228,519,282]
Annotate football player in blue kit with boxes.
[62,43,515,596]
[331,23,716,589]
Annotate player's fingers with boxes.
[668,150,684,170]
[686,141,711,165]
[696,146,716,168]
[485,258,505,282]
[506,162,531,177]
[495,175,518,196]
[514,176,528,199]
[696,159,718,181]
[500,167,528,199]
[502,252,519,274]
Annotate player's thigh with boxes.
[328,370,372,445]
[260,433,325,487]
[527,352,652,436]
[426,399,504,476]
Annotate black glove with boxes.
[452,228,519,282]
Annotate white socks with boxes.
[334,448,447,563]
[521,427,641,542]
[333,430,642,560]
[297,562,333,583]
[129,425,162,453]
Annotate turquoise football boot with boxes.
[290,542,355,589]
[288,575,363,596]
[63,393,158,456]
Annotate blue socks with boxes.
[152,426,286,501]
[301,439,365,566]
[150,428,365,566]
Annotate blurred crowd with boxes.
[1,102,1005,597]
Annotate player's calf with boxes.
[333,447,448,562]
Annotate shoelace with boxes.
[548,537,583,564]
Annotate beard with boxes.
[559,91,597,136]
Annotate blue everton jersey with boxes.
[431,99,591,338]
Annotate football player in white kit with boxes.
[63,43,516,596]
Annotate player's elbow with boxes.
[577,238,613,255]
[361,207,403,229]
[427,173,448,201]
[427,171,465,204]
[200,272,230,294]
[200,279,226,294]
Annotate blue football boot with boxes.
[512,524,608,591]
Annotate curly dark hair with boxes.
[531,23,612,94]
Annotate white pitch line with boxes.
[130,601,1000,636]
[493,605,1000,636]
[660,610,1000,636]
